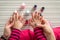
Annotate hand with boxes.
[29,11,43,28]
[41,17,56,40]
[3,11,25,39]
[3,15,14,39]
[29,11,52,33]
[29,11,56,40]
[12,11,25,30]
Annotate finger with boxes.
[5,16,12,26]
[38,8,43,17]
[16,11,19,20]
[29,19,32,24]
[12,11,17,21]
[9,16,13,23]
[13,13,16,21]
[34,11,39,19]
[18,15,21,20]
[38,11,41,16]
[29,19,36,28]
[22,18,26,24]
[18,15,24,23]
[28,19,32,24]
[18,15,22,21]
[12,13,15,21]
[28,18,31,24]
[14,11,19,21]
[41,17,48,24]
[31,11,35,20]
[9,22,14,28]
[32,11,37,22]
[37,11,43,19]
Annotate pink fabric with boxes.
[0,27,60,40]
[8,27,46,40]
[53,27,60,40]
[8,27,60,40]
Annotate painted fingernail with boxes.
[33,5,37,10]
[40,7,45,16]
[40,7,45,12]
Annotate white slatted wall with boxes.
[0,0,60,36]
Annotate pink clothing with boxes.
[0,27,60,40]
[8,27,60,40]
[8,27,46,40]
[53,27,60,40]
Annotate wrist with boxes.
[1,35,7,40]
[47,33,56,40]
[12,27,21,31]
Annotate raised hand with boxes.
[29,11,43,28]
[3,14,14,39]
[29,11,56,40]
[12,11,25,30]
[3,11,26,39]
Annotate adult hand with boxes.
[29,11,56,40]
[3,14,14,39]
[29,11,42,28]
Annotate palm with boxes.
[13,12,25,29]
[29,11,42,28]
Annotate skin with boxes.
[3,11,56,40]
[3,11,25,39]
[29,11,56,40]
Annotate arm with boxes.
[29,11,56,40]
[0,28,21,40]
[43,26,56,40]
[0,11,25,40]
[8,28,21,40]
[34,27,46,40]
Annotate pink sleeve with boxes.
[30,27,60,40]
[8,28,21,40]
[34,27,46,40]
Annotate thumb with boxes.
[37,24,44,28]
[8,22,14,28]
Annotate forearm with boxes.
[47,31,56,40]
[8,28,21,40]
[49,33,56,40]
[44,28,56,40]
[34,27,47,40]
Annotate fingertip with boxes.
[18,16,21,19]
[14,10,18,13]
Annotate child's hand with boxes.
[3,11,25,39]
[29,11,56,40]
[3,14,14,39]
[29,11,43,28]
[13,11,25,30]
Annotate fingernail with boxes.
[14,10,17,13]
[40,7,45,12]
